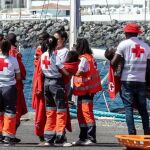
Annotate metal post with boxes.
[27,0,31,14]
[144,0,147,23]
[70,0,77,104]
[70,0,81,105]
[1,0,5,9]
[76,0,81,32]
[17,0,20,8]
[69,0,77,50]
[149,0,150,14]
[19,0,21,22]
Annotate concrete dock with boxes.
[0,114,143,150]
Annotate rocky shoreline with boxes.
[1,19,150,48]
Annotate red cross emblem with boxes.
[109,82,114,92]
[0,58,8,71]
[132,44,144,58]
[42,56,50,69]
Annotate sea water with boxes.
[22,48,124,112]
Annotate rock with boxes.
[46,20,53,27]
[95,40,105,46]
[84,32,90,38]
[33,24,39,30]
[106,26,114,32]
[9,27,15,31]
[111,19,118,26]
[0,20,149,48]
[115,28,123,34]
[64,25,69,31]
[106,39,115,47]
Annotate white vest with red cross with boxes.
[0,54,20,87]
[41,51,64,78]
[116,37,150,82]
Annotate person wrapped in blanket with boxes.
[32,32,50,144]
[7,33,27,143]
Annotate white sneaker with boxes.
[83,139,95,145]
[72,140,85,146]
[63,142,72,147]
[54,142,72,147]
[42,142,53,146]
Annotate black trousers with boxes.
[0,85,17,114]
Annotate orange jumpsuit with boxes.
[73,53,102,142]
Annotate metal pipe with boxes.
[69,0,77,50]
[27,0,31,13]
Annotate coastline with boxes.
[1,18,150,49]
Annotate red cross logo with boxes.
[42,56,50,69]
[0,58,8,71]
[132,44,144,58]
[109,82,114,92]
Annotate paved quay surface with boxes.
[0,114,143,150]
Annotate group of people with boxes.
[0,23,150,147]
[0,27,102,146]
[32,28,102,146]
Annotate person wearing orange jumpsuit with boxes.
[73,38,102,146]
[32,32,50,144]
